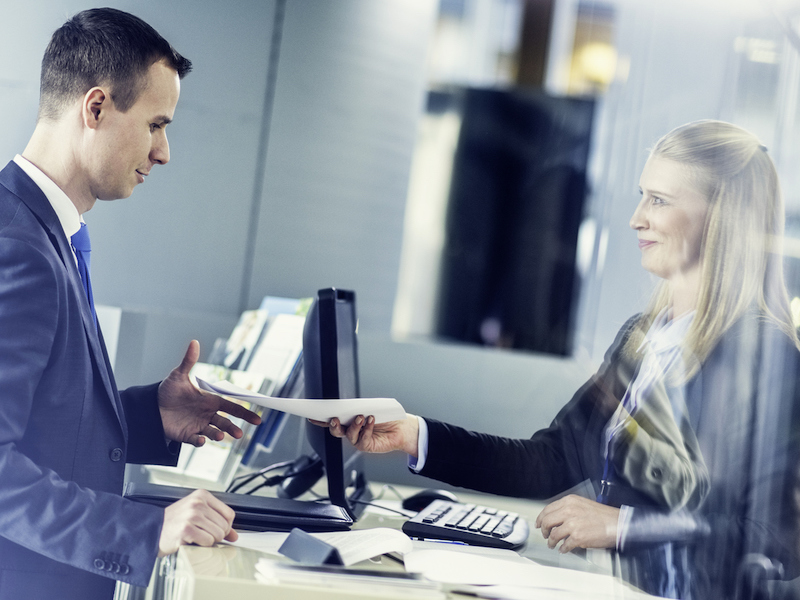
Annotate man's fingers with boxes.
[174,340,201,376]
[210,413,243,439]
[185,434,205,447]
[161,490,237,556]
[224,529,239,543]
[216,397,262,425]
[186,492,235,542]
[201,424,225,442]
[180,525,216,548]
[204,490,236,523]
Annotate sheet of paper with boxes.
[403,548,625,596]
[312,528,413,566]
[450,583,660,600]
[255,558,446,599]
[196,377,406,425]
[231,528,413,566]
[230,531,288,557]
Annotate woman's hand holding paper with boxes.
[310,414,420,457]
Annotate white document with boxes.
[312,528,413,566]
[231,528,413,566]
[196,377,406,426]
[403,548,626,596]
[230,531,287,557]
[255,559,445,599]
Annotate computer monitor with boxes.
[296,288,364,518]
[124,288,365,530]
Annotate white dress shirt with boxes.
[13,154,83,265]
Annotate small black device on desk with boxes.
[124,482,353,532]
[401,488,459,512]
[402,499,529,550]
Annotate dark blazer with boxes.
[0,161,179,599]
[419,314,800,599]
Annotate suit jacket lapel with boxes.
[0,162,126,432]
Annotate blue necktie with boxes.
[71,222,97,326]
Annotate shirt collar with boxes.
[13,154,83,239]
[639,307,695,354]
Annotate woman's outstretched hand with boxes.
[309,414,420,457]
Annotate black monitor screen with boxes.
[302,288,359,516]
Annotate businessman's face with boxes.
[88,60,180,201]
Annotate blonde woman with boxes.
[318,121,800,598]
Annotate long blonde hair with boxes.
[625,120,799,372]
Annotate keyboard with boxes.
[402,499,529,550]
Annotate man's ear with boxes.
[82,87,109,130]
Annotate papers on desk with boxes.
[255,560,445,599]
[232,527,413,567]
[233,527,652,599]
[238,528,445,599]
[196,377,406,426]
[311,528,413,565]
[405,544,654,599]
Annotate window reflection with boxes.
[391,2,800,597]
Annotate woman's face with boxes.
[630,156,710,285]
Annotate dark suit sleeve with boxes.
[120,383,180,466]
[0,232,164,588]
[419,417,583,498]
[417,318,642,499]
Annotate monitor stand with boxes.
[319,430,372,520]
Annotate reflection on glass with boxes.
[432,88,594,355]
[387,2,800,596]
[395,1,800,359]
[378,120,800,599]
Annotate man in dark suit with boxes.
[0,8,260,598]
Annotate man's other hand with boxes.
[158,340,261,446]
[158,490,237,557]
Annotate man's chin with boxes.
[97,187,135,201]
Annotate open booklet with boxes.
[196,377,407,426]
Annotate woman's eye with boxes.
[651,195,666,205]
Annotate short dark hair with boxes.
[39,7,192,120]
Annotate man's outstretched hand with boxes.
[158,340,261,446]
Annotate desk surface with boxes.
[122,483,648,600]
